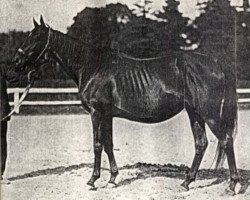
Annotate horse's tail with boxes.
[214,142,226,169]
[214,67,238,169]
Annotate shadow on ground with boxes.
[9,163,250,194]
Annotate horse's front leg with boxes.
[87,110,104,187]
[102,115,119,185]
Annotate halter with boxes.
[34,27,51,63]
[17,27,52,65]
[2,28,52,121]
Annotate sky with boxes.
[0,0,245,33]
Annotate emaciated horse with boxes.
[12,17,239,192]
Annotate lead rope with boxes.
[1,83,32,121]
[1,28,51,121]
[1,70,35,121]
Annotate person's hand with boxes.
[6,71,19,85]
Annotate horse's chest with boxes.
[79,77,112,110]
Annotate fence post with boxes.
[14,91,20,114]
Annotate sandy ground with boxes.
[1,110,249,200]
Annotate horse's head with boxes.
[12,16,51,75]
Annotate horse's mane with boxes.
[52,29,114,54]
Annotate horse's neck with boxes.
[50,30,95,86]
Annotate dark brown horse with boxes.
[12,17,239,192]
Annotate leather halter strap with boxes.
[34,27,51,63]
[17,27,51,64]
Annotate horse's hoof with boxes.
[108,180,118,186]
[106,182,118,188]
[180,182,189,191]
[109,173,118,183]
[224,187,236,196]
[87,182,97,191]
[87,181,95,188]
[225,181,238,195]
[89,187,98,191]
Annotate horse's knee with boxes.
[194,134,208,155]
[195,139,208,155]
[193,121,207,154]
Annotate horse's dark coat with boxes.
[12,18,239,192]
[79,54,184,123]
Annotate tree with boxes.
[154,0,193,50]
[236,0,250,80]
[116,17,166,57]
[67,3,136,49]
[194,0,237,59]
[132,0,153,18]
[117,0,194,57]
[68,3,169,58]
[0,31,29,62]
[112,0,156,57]
[194,0,250,80]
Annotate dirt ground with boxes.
[1,110,249,200]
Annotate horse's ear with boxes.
[33,17,39,28]
[40,15,46,28]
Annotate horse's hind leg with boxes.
[208,123,240,192]
[181,105,208,190]
[103,115,119,184]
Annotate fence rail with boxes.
[7,87,250,113]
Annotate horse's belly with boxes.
[113,93,184,123]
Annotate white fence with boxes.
[7,88,250,114]
[7,88,81,113]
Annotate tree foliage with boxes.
[194,0,237,57]
[194,0,250,80]
[67,3,135,49]
[116,17,167,57]
[0,31,29,62]
[132,0,153,18]
[1,1,250,83]
[155,0,193,50]
[236,0,250,80]
[67,1,193,58]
